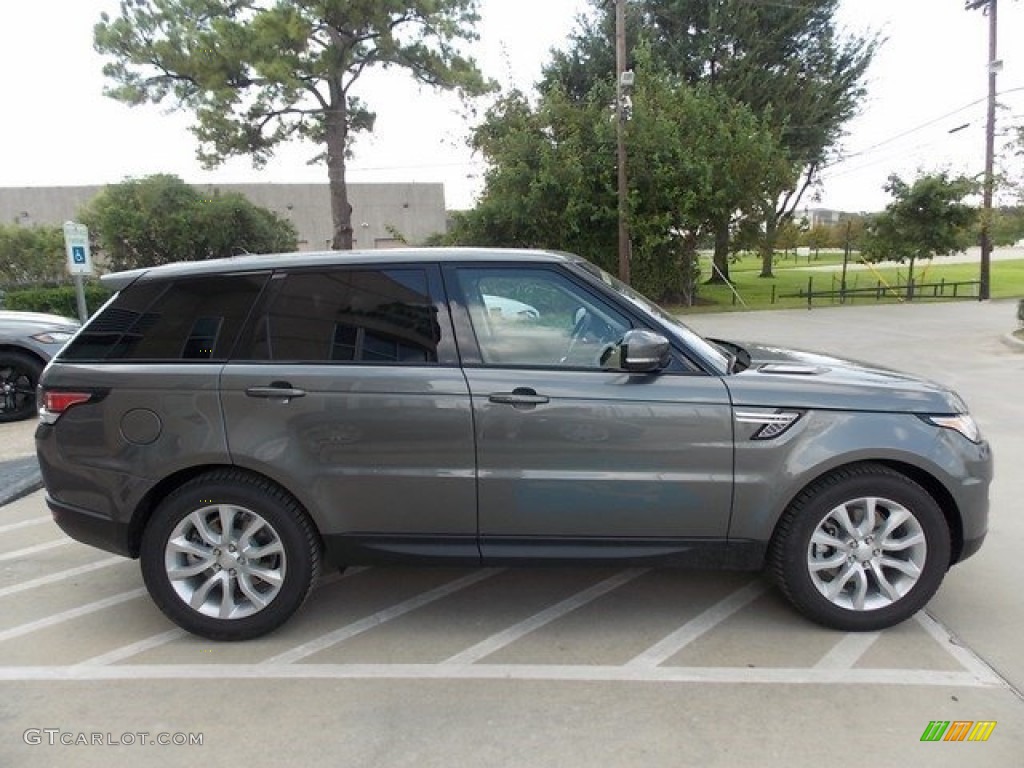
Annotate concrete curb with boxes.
[0,456,43,508]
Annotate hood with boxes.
[0,310,80,331]
[721,341,965,414]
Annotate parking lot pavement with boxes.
[0,419,41,506]
[688,297,1024,696]
[1,484,1022,767]
[0,418,38,462]
[1,299,1022,766]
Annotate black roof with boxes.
[101,247,578,289]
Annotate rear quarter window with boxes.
[60,274,268,362]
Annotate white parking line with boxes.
[70,569,361,667]
[263,569,503,665]
[0,538,71,563]
[444,568,647,665]
[0,565,1003,690]
[0,662,1003,687]
[915,610,1004,685]
[0,556,124,599]
[74,629,188,667]
[0,588,147,644]
[0,515,51,535]
[814,632,882,670]
[625,580,766,668]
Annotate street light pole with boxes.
[615,0,630,284]
[967,0,999,300]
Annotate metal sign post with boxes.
[62,221,94,322]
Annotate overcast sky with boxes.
[1,1,1021,215]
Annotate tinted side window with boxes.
[454,267,630,369]
[61,274,267,361]
[241,269,441,364]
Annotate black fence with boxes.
[777,275,981,308]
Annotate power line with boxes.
[824,84,1024,169]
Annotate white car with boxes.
[482,294,540,320]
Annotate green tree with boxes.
[774,219,801,257]
[94,0,491,250]
[446,85,618,258]
[81,174,298,270]
[0,225,66,287]
[451,52,787,302]
[542,0,877,281]
[828,216,868,252]
[196,192,300,257]
[862,172,978,296]
[990,206,1024,246]
[626,61,788,301]
[803,223,832,258]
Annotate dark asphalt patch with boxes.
[0,456,42,508]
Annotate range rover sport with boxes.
[35,248,992,640]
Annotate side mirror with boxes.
[601,329,671,373]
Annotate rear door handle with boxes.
[245,382,306,402]
[488,388,550,407]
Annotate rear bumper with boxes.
[46,495,134,558]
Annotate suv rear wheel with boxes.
[140,471,321,640]
[770,464,950,631]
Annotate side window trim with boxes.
[439,263,484,366]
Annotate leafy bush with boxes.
[0,224,66,285]
[80,174,298,270]
[1,284,111,318]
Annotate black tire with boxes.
[140,470,321,641]
[0,351,43,423]
[769,463,951,632]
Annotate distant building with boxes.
[0,182,447,251]
[804,208,862,228]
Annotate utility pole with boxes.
[841,220,852,304]
[966,0,999,300]
[615,0,630,284]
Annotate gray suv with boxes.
[35,249,992,640]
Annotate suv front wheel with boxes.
[770,464,951,632]
[140,470,321,640]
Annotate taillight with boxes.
[39,390,93,425]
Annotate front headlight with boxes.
[922,414,982,443]
[31,331,74,344]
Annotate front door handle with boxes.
[488,388,550,407]
[245,381,306,402]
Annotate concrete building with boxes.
[804,207,862,228]
[0,182,448,250]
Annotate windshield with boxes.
[571,259,732,374]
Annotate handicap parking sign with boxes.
[63,221,93,275]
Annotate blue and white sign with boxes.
[63,221,94,276]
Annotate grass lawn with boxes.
[673,254,1024,314]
